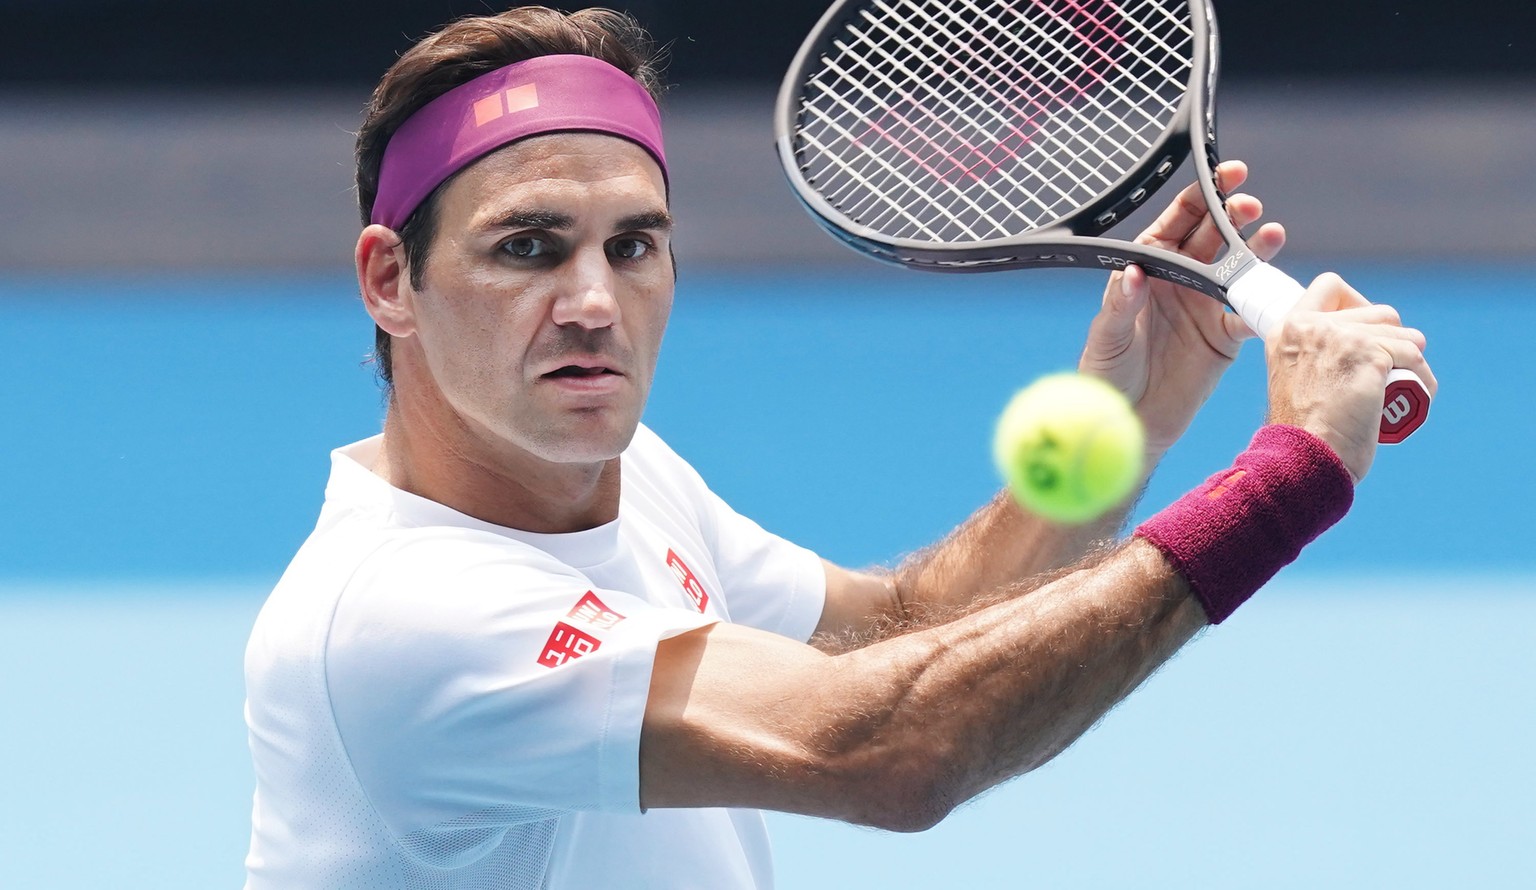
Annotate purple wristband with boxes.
[1134,425,1354,624]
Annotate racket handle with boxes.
[1225,262,1431,444]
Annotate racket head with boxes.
[775,0,1236,275]
[775,0,1432,444]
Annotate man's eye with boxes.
[503,236,551,258]
[610,238,649,260]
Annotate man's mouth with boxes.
[543,364,620,379]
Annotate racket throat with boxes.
[1223,261,1306,340]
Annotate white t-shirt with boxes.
[244,424,826,889]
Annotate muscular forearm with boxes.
[651,428,1356,832]
[646,538,1203,829]
[837,538,1202,824]
[891,486,1137,622]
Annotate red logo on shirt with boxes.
[536,622,602,669]
[666,549,710,613]
[566,590,626,630]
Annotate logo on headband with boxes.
[473,84,541,127]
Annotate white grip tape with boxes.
[1224,262,1305,340]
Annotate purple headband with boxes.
[371,54,668,230]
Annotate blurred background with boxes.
[0,1,1531,886]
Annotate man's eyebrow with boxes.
[483,209,575,231]
[615,210,674,233]
[479,208,673,234]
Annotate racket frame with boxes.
[775,0,1431,443]
[773,0,1261,304]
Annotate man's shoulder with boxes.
[624,422,675,464]
[348,524,587,590]
[272,514,589,625]
[623,423,706,487]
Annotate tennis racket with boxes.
[774,0,1429,443]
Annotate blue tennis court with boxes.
[1,263,1530,886]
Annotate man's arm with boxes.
[817,161,1285,642]
[813,490,1124,645]
[641,271,1434,830]
[643,538,1201,831]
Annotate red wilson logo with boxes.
[1382,393,1413,425]
[665,549,710,613]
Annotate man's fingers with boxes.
[1378,337,1438,397]
[1136,180,1209,249]
[1090,265,1150,353]
[1213,160,1249,195]
[1081,264,1150,389]
[1320,303,1406,328]
[1279,298,1438,398]
[1136,160,1251,250]
[1220,305,1261,343]
[1136,162,1271,266]
[1172,193,1261,261]
[1248,221,1286,263]
[1119,263,1151,306]
[1297,272,1371,312]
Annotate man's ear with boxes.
[356,224,416,337]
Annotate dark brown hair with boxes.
[355,6,666,387]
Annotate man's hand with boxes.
[1264,274,1437,482]
[1078,160,1284,462]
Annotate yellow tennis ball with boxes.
[993,373,1145,524]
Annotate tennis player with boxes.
[243,6,1435,888]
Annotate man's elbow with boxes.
[834,749,964,834]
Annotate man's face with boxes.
[398,132,673,466]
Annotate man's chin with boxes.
[524,417,640,465]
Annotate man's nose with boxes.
[550,249,621,329]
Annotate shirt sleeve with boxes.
[324,531,713,851]
[628,425,827,643]
[696,484,827,643]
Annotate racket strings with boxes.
[869,0,1139,221]
[979,0,1189,134]
[818,0,1186,231]
[834,1,1102,233]
[809,43,1010,240]
[809,0,1187,224]
[795,0,1193,242]
[815,9,1066,238]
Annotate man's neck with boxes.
[372,403,622,535]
